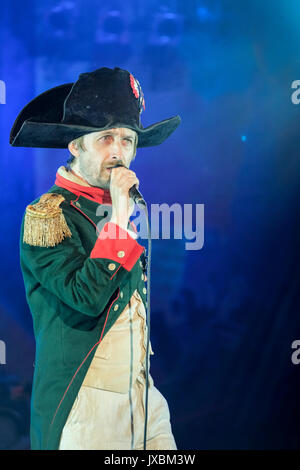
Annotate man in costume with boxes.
[10,67,181,450]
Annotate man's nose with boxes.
[110,138,123,157]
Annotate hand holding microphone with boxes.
[109,163,145,231]
[111,163,146,206]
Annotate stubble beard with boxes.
[78,154,111,190]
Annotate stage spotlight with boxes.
[46,1,76,39]
[103,10,125,37]
[197,6,213,22]
[95,9,127,44]
[37,1,84,60]
[93,9,132,66]
[142,8,184,89]
[149,10,183,47]
[196,0,222,23]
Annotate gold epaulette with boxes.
[23,193,72,247]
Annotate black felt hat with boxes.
[9,66,181,149]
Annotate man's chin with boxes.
[94,179,110,190]
[83,174,110,190]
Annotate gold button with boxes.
[120,291,123,299]
[117,250,125,258]
[139,261,143,267]
[113,304,119,311]
[141,273,144,280]
[75,201,81,208]
[108,263,116,271]
[142,287,147,295]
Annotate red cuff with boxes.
[90,222,144,271]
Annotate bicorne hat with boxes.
[9,66,181,149]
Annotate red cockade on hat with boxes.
[129,73,145,112]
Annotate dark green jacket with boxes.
[19,184,147,450]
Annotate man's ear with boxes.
[68,140,80,157]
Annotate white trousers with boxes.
[58,374,177,450]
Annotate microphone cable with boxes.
[139,200,151,451]
[111,163,151,450]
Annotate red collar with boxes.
[55,171,112,205]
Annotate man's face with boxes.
[68,127,137,189]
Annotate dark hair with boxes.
[65,154,75,172]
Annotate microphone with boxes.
[111,163,146,207]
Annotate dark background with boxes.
[0,0,300,449]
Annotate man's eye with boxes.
[98,135,132,144]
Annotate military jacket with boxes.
[19,183,147,450]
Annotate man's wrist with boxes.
[110,215,128,231]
